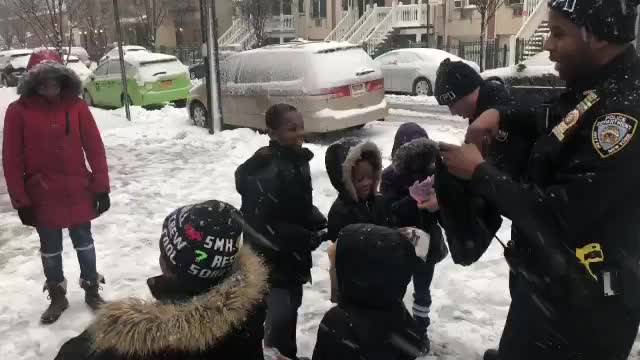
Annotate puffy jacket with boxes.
[325,137,387,242]
[235,141,327,288]
[2,56,109,228]
[54,246,268,360]
[312,224,421,360]
[381,123,448,264]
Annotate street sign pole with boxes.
[204,0,223,134]
[113,0,131,121]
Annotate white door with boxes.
[395,52,423,93]
[377,52,399,91]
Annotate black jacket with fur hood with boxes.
[381,126,448,264]
[325,138,388,242]
[54,246,268,360]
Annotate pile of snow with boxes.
[314,100,387,120]
[386,94,440,107]
[1,96,639,360]
[481,51,557,80]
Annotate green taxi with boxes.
[83,52,191,108]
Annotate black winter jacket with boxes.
[325,137,387,242]
[235,141,327,288]
[381,123,448,264]
[54,247,268,360]
[312,224,421,360]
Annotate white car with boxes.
[0,49,33,72]
[188,41,388,133]
[65,55,93,85]
[375,48,480,96]
[61,47,91,67]
[481,51,558,85]
[99,45,148,65]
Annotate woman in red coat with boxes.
[2,50,110,324]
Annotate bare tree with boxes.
[75,0,111,53]
[0,0,17,49]
[9,0,70,50]
[131,0,169,49]
[172,1,195,47]
[469,0,504,71]
[235,0,278,48]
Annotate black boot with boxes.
[484,349,500,360]
[41,280,69,324]
[414,316,431,355]
[80,274,105,311]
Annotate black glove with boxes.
[95,193,111,216]
[310,228,328,251]
[17,208,37,227]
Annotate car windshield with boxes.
[9,54,30,69]
[309,47,378,87]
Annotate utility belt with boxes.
[503,240,626,303]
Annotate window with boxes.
[378,53,398,65]
[236,55,273,83]
[299,0,305,14]
[94,63,109,76]
[311,0,326,18]
[453,0,466,8]
[108,61,121,75]
[397,52,420,63]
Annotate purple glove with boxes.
[409,176,435,203]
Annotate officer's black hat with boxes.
[434,58,483,106]
[549,0,640,43]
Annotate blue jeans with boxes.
[413,261,435,333]
[37,222,98,284]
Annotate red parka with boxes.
[2,50,110,228]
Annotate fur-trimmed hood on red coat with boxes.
[17,60,82,98]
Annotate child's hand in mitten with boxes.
[409,176,435,203]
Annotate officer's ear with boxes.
[586,32,609,51]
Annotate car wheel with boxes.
[190,101,209,128]
[83,90,94,106]
[413,78,432,96]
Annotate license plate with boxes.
[351,83,365,97]
[159,80,173,88]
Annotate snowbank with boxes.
[386,94,440,107]
[314,100,387,120]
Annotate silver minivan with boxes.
[188,41,388,133]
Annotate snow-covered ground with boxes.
[0,88,638,359]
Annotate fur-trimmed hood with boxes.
[325,137,382,202]
[17,61,82,98]
[90,246,268,356]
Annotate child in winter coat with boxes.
[235,104,327,360]
[380,122,449,355]
[313,224,423,360]
[325,137,387,302]
[54,200,269,360]
[2,49,110,324]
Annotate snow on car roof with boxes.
[1,49,32,56]
[523,51,553,66]
[251,41,361,54]
[397,48,463,61]
[113,52,178,66]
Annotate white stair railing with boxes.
[364,7,396,55]
[515,0,548,40]
[347,5,392,44]
[219,19,244,45]
[325,7,358,41]
[523,0,543,20]
[238,30,256,51]
[341,6,374,42]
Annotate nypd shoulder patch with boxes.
[592,113,638,158]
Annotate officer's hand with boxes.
[417,194,439,212]
[440,142,485,180]
[466,109,500,149]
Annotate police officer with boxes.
[439,0,640,358]
[434,58,534,178]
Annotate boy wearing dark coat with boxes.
[54,200,268,360]
[2,49,110,324]
[235,104,327,360]
[325,137,387,302]
[312,224,422,360]
[380,122,448,354]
